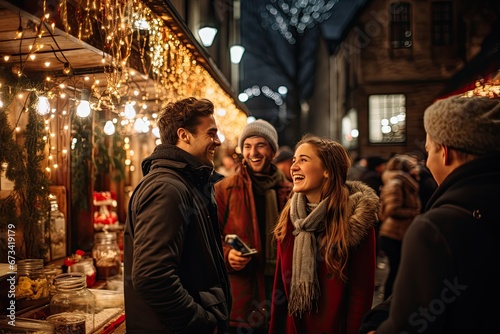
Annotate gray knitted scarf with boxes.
[288,192,329,316]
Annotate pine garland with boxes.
[71,116,93,211]
[0,68,50,260]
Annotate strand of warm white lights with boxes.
[2,0,248,147]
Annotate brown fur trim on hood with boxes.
[345,180,380,248]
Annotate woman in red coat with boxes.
[270,135,380,334]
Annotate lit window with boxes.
[368,94,406,143]
[341,108,359,149]
[390,3,412,48]
[432,2,453,46]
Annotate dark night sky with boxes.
[239,0,367,144]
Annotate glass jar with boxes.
[92,232,121,280]
[44,265,63,297]
[68,258,97,288]
[47,313,85,334]
[50,273,95,333]
[15,259,50,311]
[48,199,67,260]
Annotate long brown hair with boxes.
[274,134,352,281]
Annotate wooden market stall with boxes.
[0,0,248,331]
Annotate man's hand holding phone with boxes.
[225,234,257,271]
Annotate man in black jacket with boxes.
[124,97,231,333]
[361,95,500,333]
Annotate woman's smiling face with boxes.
[291,143,328,203]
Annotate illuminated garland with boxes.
[463,77,500,98]
[0,0,248,180]
[0,68,50,260]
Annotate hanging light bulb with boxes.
[36,96,50,115]
[152,126,160,138]
[134,118,149,133]
[76,88,91,118]
[76,100,91,118]
[124,102,136,119]
[62,62,73,75]
[103,120,116,135]
[16,24,23,38]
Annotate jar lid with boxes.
[0,317,54,331]
[94,232,117,242]
[17,259,44,274]
[54,272,87,291]
[47,313,86,332]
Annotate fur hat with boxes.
[424,95,500,156]
[239,119,278,152]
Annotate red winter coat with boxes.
[270,181,378,334]
[215,165,292,329]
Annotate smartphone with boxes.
[224,234,257,256]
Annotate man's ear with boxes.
[443,145,453,166]
[177,128,190,144]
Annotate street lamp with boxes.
[230,45,245,64]
[198,26,218,47]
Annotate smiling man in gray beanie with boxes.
[364,95,500,334]
[215,119,292,333]
[238,119,279,153]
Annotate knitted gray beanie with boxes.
[424,95,500,156]
[239,119,278,152]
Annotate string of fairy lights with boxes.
[0,0,248,176]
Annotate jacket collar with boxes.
[141,143,219,186]
[344,180,380,248]
[428,153,500,211]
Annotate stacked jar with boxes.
[49,272,95,334]
[15,259,50,310]
[92,232,121,280]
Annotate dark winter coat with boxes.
[124,144,231,334]
[376,154,500,333]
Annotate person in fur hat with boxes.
[361,95,500,334]
[270,134,380,334]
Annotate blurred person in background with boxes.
[347,155,368,181]
[360,156,387,197]
[217,154,238,177]
[273,145,294,182]
[378,154,422,299]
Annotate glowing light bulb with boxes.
[124,103,136,119]
[36,96,50,115]
[103,120,115,135]
[76,100,91,117]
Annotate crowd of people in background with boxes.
[124,94,500,334]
